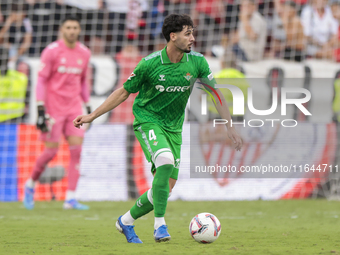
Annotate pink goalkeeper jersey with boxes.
[38,40,91,115]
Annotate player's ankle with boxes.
[65,190,76,201]
[154,217,166,229]
[26,178,35,189]
[121,211,135,225]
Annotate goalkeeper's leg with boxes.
[63,134,89,210]
[24,142,59,210]
[24,114,64,210]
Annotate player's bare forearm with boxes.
[0,18,12,39]
[91,87,130,120]
[74,87,130,128]
[18,33,32,56]
[213,89,243,151]
[213,89,233,128]
[242,19,258,41]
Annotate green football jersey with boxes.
[123,46,216,133]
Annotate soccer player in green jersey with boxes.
[74,14,243,243]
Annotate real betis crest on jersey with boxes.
[184,73,192,81]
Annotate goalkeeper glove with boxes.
[36,105,49,133]
[86,105,92,115]
[86,104,92,132]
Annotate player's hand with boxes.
[227,127,243,151]
[36,116,49,132]
[73,114,94,129]
[36,105,49,133]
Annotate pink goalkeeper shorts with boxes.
[40,111,85,143]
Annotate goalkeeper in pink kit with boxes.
[23,16,91,210]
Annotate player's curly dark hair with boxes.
[162,14,194,42]
[61,15,81,25]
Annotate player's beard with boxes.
[179,45,191,53]
[183,43,193,53]
[64,34,78,44]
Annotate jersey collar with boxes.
[160,46,188,64]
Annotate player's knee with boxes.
[44,147,59,160]
[154,151,174,168]
[69,145,82,158]
[45,142,59,148]
[67,136,83,146]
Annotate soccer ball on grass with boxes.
[189,212,221,243]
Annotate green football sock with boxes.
[130,190,154,220]
[152,164,174,217]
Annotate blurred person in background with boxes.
[105,0,148,54]
[315,0,340,60]
[126,0,143,41]
[271,0,305,62]
[150,0,192,44]
[23,16,91,211]
[301,0,338,57]
[110,38,143,124]
[225,0,240,35]
[0,2,32,65]
[0,46,28,123]
[149,0,165,40]
[230,0,267,61]
[25,0,56,55]
[164,0,192,16]
[191,0,226,55]
[0,5,4,23]
[207,51,248,122]
[321,0,340,122]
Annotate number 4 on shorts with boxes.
[149,129,157,140]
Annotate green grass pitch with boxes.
[1,200,340,255]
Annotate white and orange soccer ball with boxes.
[189,212,221,243]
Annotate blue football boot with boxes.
[63,199,89,210]
[154,225,171,242]
[116,216,143,243]
[23,186,35,210]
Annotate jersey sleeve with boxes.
[198,56,216,89]
[300,7,311,36]
[123,59,146,93]
[38,47,53,79]
[80,53,91,103]
[23,18,33,33]
[36,76,47,102]
[81,52,91,85]
[331,18,339,36]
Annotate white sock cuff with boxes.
[154,217,166,229]
[121,211,135,226]
[65,190,76,201]
[26,178,35,188]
